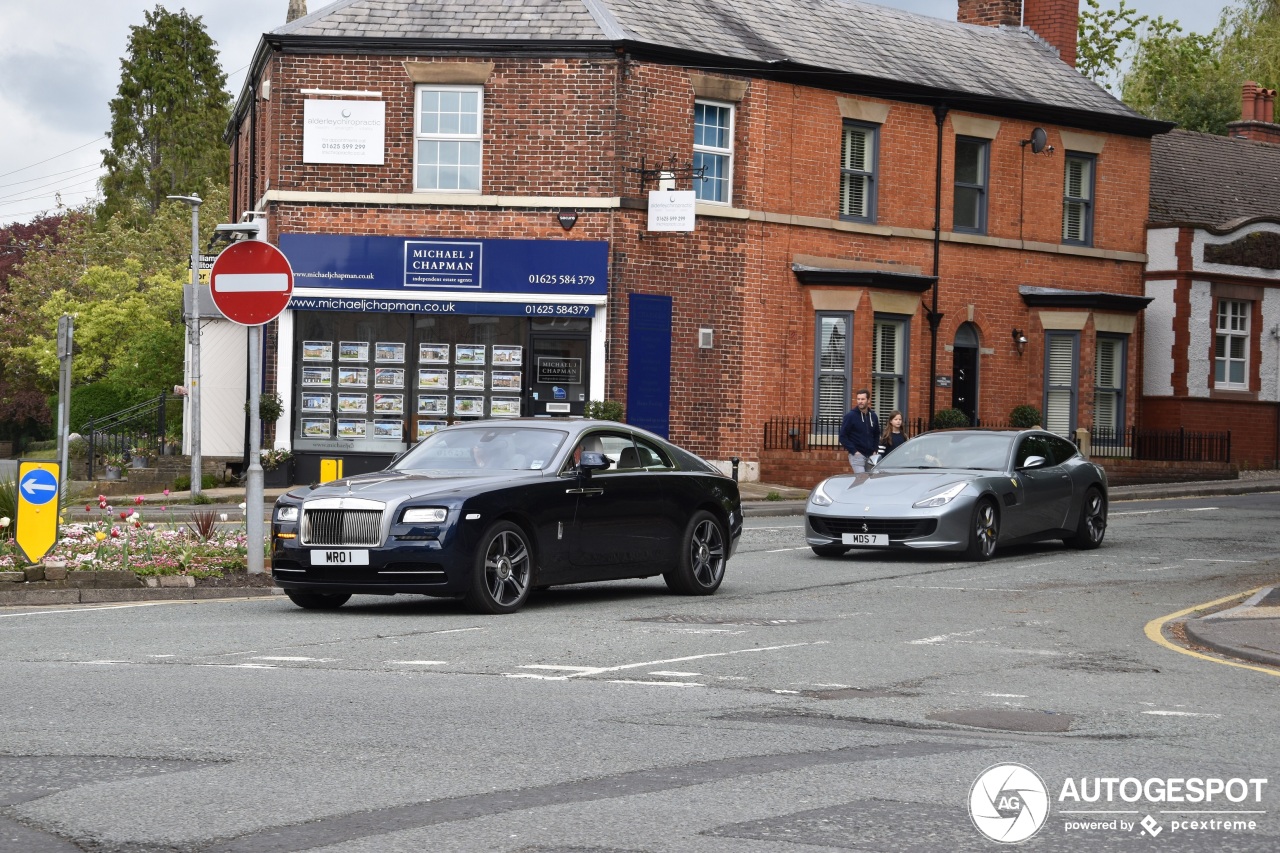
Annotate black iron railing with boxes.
[86,394,184,472]
[1091,426,1231,462]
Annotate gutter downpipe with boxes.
[929,102,949,425]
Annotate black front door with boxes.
[528,333,589,417]
[952,345,978,425]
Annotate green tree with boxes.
[100,6,231,224]
[1077,0,1157,93]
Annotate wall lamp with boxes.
[1012,328,1028,355]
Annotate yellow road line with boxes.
[1144,587,1280,678]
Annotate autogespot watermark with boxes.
[968,765,1269,844]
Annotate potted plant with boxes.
[261,447,294,488]
[103,452,126,480]
[128,445,151,468]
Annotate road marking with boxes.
[194,663,278,669]
[606,680,704,687]
[649,670,700,677]
[0,601,180,619]
[909,628,990,645]
[1186,507,1218,512]
[1144,587,1280,679]
[73,660,130,665]
[984,693,1028,698]
[252,656,334,663]
[506,641,828,681]
[390,660,448,666]
[897,586,1026,592]
[748,525,804,530]
[1186,558,1256,563]
[766,547,812,553]
[1143,710,1222,717]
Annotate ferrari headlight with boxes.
[275,505,299,523]
[401,507,448,524]
[809,479,834,507]
[913,482,967,508]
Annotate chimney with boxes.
[957,0,1021,27]
[287,0,308,23]
[1228,82,1280,144]
[958,1,1080,68]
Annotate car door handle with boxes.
[565,488,604,496]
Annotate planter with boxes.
[263,461,294,488]
[104,466,122,481]
[129,456,149,469]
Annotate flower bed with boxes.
[0,494,251,577]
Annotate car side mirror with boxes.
[1019,455,1047,470]
[578,451,610,475]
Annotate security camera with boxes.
[207,214,265,249]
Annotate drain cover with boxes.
[927,708,1075,733]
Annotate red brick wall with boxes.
[1140,396,1280,469]
[238,51,1152,467]
[1024,0,1080,67]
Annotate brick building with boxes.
[211,0,1168,486]
[1143,84,1280,470]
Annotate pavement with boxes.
[17,473,1280,672]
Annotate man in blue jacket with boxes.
[839,388,880,472]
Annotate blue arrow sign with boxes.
[19,468,58,505]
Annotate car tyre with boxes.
[284,590,351,610]
[1066,486,1107,550]
[965,498,999,561]
[465,520,533,614]
[811,544,848,557]
[664,510,727,595]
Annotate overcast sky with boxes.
[0,0,1236,227]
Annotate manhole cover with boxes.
[628,615,808,626]
[927,708,1075,733]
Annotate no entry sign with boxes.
[209,240,294,325]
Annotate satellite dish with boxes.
[1028,127,1048,154]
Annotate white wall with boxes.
[1143,279,1176,396]
[187,319,248,457]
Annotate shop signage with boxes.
[536,357,583,384]
[280,234,608,297]
[286,296,595,317]
[302,99,386,165]
[647,190,696,232]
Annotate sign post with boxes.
[210,240,294,574]
[16,461,60,564]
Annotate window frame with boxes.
[1094,334,1127,439]
[1214,298,1251,390]
[839,120,879,223]
[952,135,989,234]
[1062,151,1096,246]
[813,312,853,422]
[1043,331,1080,437]
[413,84,484,194]
[871,314,909,424]
[693,99,735,205]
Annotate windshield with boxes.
[394,426,568,472]
[878,432,1013,471]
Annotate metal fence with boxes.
[86,394,184,472]
[763,416,1231,463]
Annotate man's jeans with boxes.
[848,452,869,473]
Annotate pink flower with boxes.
[163,489,170,497]
[135,495,144,505]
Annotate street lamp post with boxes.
[168,194,203,498]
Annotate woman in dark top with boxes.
[881,410,909,455]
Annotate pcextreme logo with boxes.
[969,763,1050,843]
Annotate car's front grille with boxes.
[301,509,383,546]
[810,517,937,539]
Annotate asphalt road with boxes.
[2,492,1278,852]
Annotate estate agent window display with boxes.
[292,312,528,453]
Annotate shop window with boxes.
[1214,299,1250,389]
[814,313,851,421]
[872,316,907,422]
[953,136,988,234]
[694,100,734,204]
[840,121,878,222]
[1062,152,1095,246]
[1044,331,1079,437]
[415,85,482,192]
[1094,335,1126,439]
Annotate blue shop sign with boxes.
[279,234,608,296]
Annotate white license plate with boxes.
[312,549,370,566]
[841,533,888,547]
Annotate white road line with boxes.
[895,586,1026,592]
[506,641,828,681]
[430,627,485,634]
[607,680,704,687]
[1143,710,1222,718]
[390,660,448,666]
[749,525,804,530]
[252,656,334,662]
[73,660,130,665]
[766,547,812,553]
[909,628,990,645]
[1186,507,1218,512]
[984,693,1029,698]
[194,663,278,669]
[0,601,179,619]
[1186,558,1256,563]
[649,670,700,677]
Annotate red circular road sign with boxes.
[209,240,294,326]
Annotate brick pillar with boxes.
[957,0,1021,27]
[1024,0,1080,67]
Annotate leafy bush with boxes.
[173,473,219,491]
[69,382,135,433]
[586,400,624,421]
[1009,404,1043,428]
[931,408,970,429]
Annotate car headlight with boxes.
[401,507,448,524]
[912,482,967,508]
[809,479,834,507]
[275,506,299,522]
